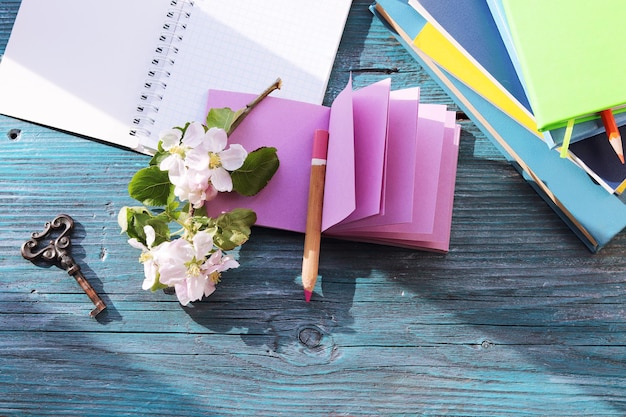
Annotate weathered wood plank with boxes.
[2,324,626,414]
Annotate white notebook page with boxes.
[147,0,352,150]
[0,0,169,150]
[0,0,351,153]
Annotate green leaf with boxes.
[118,206,149,237]
[128,166,173,207]
[122,208,152,242]
[118,206,171,246]
[212,208,257,251]
[166,199,180,215]
[145,217,171,246]
[231,147,279,196]
[206,107,243,132]
[149,148,170,167]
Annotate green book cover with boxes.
[503,0,626,131]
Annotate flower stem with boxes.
[227,78,282,136]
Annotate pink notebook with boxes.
[205,78,460,252]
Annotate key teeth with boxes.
[90,302,107,318]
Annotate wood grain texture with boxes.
[2,1,626,416]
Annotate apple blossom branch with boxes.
[227,78,282,136]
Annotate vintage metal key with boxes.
[21,214,106,317]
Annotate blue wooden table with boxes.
[2,1,626,415]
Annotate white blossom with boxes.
[156,230,238,306]
[127,225,165,291]
[185,127,247,192]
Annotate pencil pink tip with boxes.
[304,289,313,302]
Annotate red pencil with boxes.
[600,109,624,164]
[301,129,329,302]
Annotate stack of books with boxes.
[372,0,626,252]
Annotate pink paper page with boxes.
[330,103,447,238]
[332,78,391,226]
[321,77,356,231]
[413,112,460,250]
[204,91,331,233]
[358,111,460,252]
[327,87,419,232]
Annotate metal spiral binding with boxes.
[129,0,194,140]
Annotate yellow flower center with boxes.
[209,152,222,169]
[139,252,152,264]
[185,258,203,278]
[209,271,222,284]
[169,144,186,158]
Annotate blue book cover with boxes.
[373,0,626,251]
[568,126,626,194]
[414,0,530,111]
[405,0,548,146]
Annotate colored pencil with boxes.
[600,109,624,164]
[302,129,329,302]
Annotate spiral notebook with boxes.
[0,0,351,154]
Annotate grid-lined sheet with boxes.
[145,0,352,150]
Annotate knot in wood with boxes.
[298,326,323,348]
[7,128,21,140]
[481,340,495,349]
